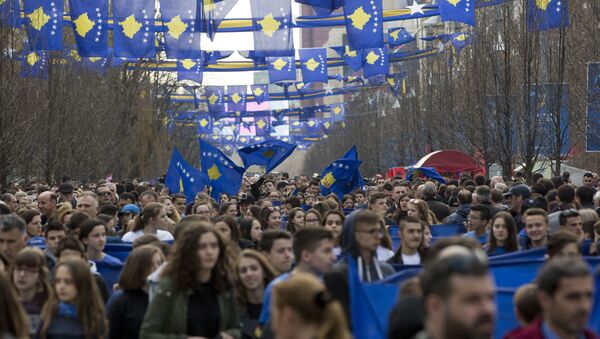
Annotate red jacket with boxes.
[504,317,600,339]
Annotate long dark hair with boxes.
[240,217,260,241]
[0,274,28,339]
[9,247,51,302]
[132,202,164,232]
[161,223,234,292]
[234,249,277,306]
[286,207,305,234]
[488,212,518,253]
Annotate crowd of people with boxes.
[0,170,598,339]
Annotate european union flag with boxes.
[299,48,328,83]
[296,0,344,17]
[251,0,294,57]
[20,45,48,79]
[251,84,269,104]
[23,0,63,51]
[202,0,239,40]
[332,45,364,71]
[387,27,415,48]
[238,139,296,172]
[267,56,296,83]
[197,116,213,134]
[227,85,247,114]
[527,0,569,31]
[199,139,245,199]
[160,0,202,59]
[341,145,364,192]
[343,0,384,50]
[177,57,204,83]
[254,116,271,136]
[320,158,363,198]
[205,86,225,114]
[113,0,156,58]
[438,0,475,26]
[68,0,108,57]
[165,147,207,203]
[386,72,407,97]
[362,47,388,78]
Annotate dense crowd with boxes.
[0,170,598,339]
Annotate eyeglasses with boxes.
[356,228,385,237]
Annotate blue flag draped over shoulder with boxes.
[362,47,388,78]
[268,56,296,83]
[160,0,202,59]
[300,48,328,83]
[438,0,475,26]
[23,0,64,50]
[199,139,245,199]
[251,84,269,104]
[68,0,108,57]
[205,86,225,114]
[343,0,384,50]
[113,0,155,58]
[527,0,569,31]
[238,139,296,173]
[320,158,363,198]
[165,147,208,203]
[177,56,205,83]
[251,0,294,57]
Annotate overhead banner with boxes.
[587,63,600,152]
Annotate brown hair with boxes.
[488,212,519,253]
[234,249,277,306]
[513,283,541,325]
[132,202,164,232]
[40,259,107,339]
[0,274,28,339]
[547,230,580,258]
[408,199,433,224]
[118,245,165,290]
[286,207,305,234]
[9,247,51,302]
[523,208,548,224]
[272,273,351,339]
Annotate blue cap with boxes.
[121,204,141,215]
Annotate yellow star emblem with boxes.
[320,172,336,188]
[258,13,281,38]
[447,0,461,6]
[308,120,316,127]
[73,12,95,37]
[365,51,380,65]
[348,6,371,30]
[387,78,395,86]
[207,164,221,181]
[390,29,400,41]
[27,7,50,31]
[324,122,331,129]
[292,121,300,126]
[199,118,209,127]
[253,87,264,96]
[304,58,320,71]
[256,119,267,129]
[535,0,551,10]
[455,34,468,41]
[262,149,275,158]
[344,46,357,57]
[230,93,242,104]
[271,58,287,71]
[26,52,40,66]
[119,15,142,39]
[208,93,218,105]
[333,107,341,114]
[181,59,196,70]
[166,15,188,39]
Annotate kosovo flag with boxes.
[251,84,269,104]
[254,116,271,136]
[406,166,447,184]
[20,45,48,79]
[0,0,20,27]
[238,139,296,172]
[227,85,247,114]
[289,120,303,134]
[342,145,365,192]
[68,0,108,57]
[267,56,296,83]
[160,0,202,59]
[343,0,384,50]
[197,116,213,134]
[23,0,63,51]
[331,45,364,71]
[387,27,415,48]
[527,0,569,31]
[81,56,109,74]
[386,72,407,97]
[304,119,322,137]
[222,143,235,156]
[199,139,245,199]
[299,48,328,83]
[251,0,294,57]
[321,119,333,135]
[330,103,345,122]
[113,0,155,58]
[448,32,474,67]
[177,57,205,83]
[202,0,239,40]
[165,147,208,203]
[362,47,388,78]
[438,0,475,26]
[320,158,363,198]
[205,86,225,114]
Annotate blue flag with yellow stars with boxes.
[165,147,208,203]
[299,48,328,83]
[113,0,155,58]
[342,145,364,192]
[296,0,344,17]
[267,56,296,83]
[343,0,384,50]
[331,45,364,71]
[254,116,271,137]
[438,0,475,26]
[68,0,108,56]
[527,0,569,31]
[251,0,294,57]
[251,84,269,104]
[321,118,333,135]
[197,116,213,134]
[202,0,239,40]
[0,0,20,27]
[447,32,474,67]
[227,85,247,114]
[160,0,202,59]
[362,47,388,78]
[386,72,407,97]
[177,57,205,83]
[237,136,251,146]
[304,119,322,136]
[23,0,63,51]
[205,86,225,114]
[199,139,245,199]
[387,27,415,48]
[238,139,296,173]
[320,158,363,198]
[289,120,303,134]
[330,103,345,122]
[20,45,48,79]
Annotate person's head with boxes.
[535,257,595,336]
[139,190,159,209]
[582,172,594,187]
[259,230,293,274]
[392,183,409,202]
[239,217,262,242]
[118,245,165,291]
[76,192,99,218]
[133,202,166,232]
[422,182,438,200]
[19,208,42,238]
[407,199,430,223]
[213,215,240,244]
[308,180,320,195]
[271,273,351,339]
[368,192,388,216]
[235,249,278,304]
[95,185,112,205]
[354,191,366,206]
[488,212,518,252]
[0,274,28,339]
[420,253,495,339]
[218,202,238,218]
[399,216,422,252]
[547,230,581,260]
[557,184,576,204]
[505,184,531,212]
[78,219,108,254]
[0,214,26,263]
[457,189,473,206]
[341,195,355,209]
[56,236,87,262]
[559,209,584,240]
[513,284,541,326]
[322,210,344,243]
[44,220,67,256]
[10,247,50,300]
[287,207,305,234]
[37,191,57,217]
[261,206,282,230]
[172,194,187,215]
[524,208,549,246]
[65,211,89,238]
[304,209,322,228]
[353,210,385,255]
[0,193,17,213]
[293,228,336,275]
[467,204,491,233]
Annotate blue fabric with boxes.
[362,47,388,78]
[95,254,122,266]
[68,0,109,56]
[461,231,489,245]
[299,48,328,83]
[176,56,204,84]
[259,272,291,325]
[238,139,296,173]
[527,0,569,31]
[105,243,134,262]
[267,56,296,83]
[342,0,384,50]
[387,27,415,47]
[57,302,78,319]
[438,0,475,26]
[96,260,124,294]
[23,0,63,50]
[164,147,207,203]
[319,158,363,199]
[199,139,245,200]
[251,0,294,57]
[430,224,464,237]
[113,0,155,58]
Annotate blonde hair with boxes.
[273,273,351,339]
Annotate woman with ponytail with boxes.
[271,273,351,339]
[122,202,173,242]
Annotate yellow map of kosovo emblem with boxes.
[321,172,336,189]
